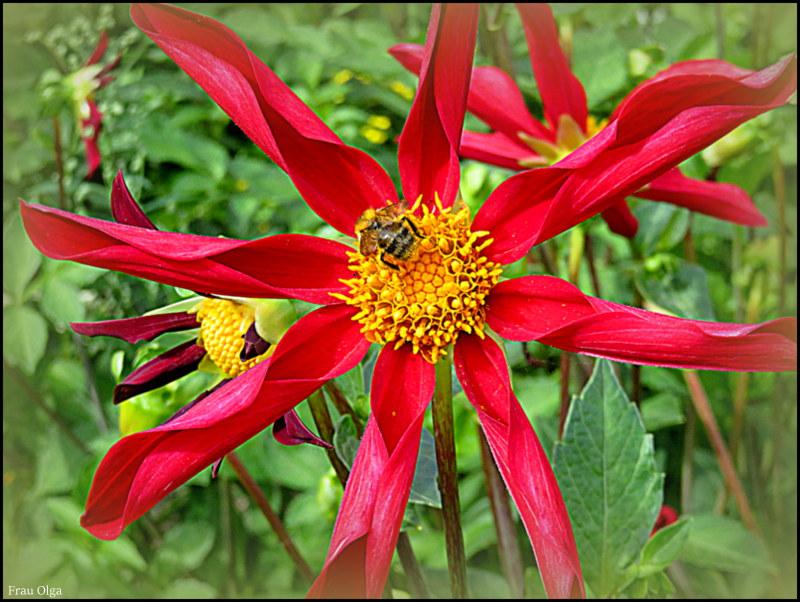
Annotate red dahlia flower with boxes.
[390,3,785,238]
[19,3,797,599]
[64,30,120,179]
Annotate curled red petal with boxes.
[113,340,206,404]
[515,3,588,134]
[397,3,479,208]
[20,200,352,305]
[273,409,332,449]
[454,333,585,599]
[487,276,797,372]
[477,55,797,263]
[634,168,768,227]
[111,171,156,229]
[71,312,199,344]
[611,56,797,144]
[131,3,396,235]
[601,201,639,238]
[81,304,369,540]
[309,345,435,598]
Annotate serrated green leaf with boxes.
[553,360,663,598]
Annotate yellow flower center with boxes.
[518,113,609,168]
[333,197,503,364]
[193,298,273,377]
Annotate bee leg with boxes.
[402,216,421,238]
[380,252,401,271]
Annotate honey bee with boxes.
[355,200,422,270]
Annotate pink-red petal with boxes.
[634,168,767,227]
[308,345,435,598]
[131,3,397,235]
[389,43,551,153]
[601,201,639,238]
[20,200,352,305]
[397,3,479,208]
[487,276,797,372]
[477,55,797,263]
[459,130,535,171]
[71,312,199,344]
[110,171,156,229]
[515,3,588,134]
[81,304,370,540]
[83,30,109,67]
[454,333,585,599]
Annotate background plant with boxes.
[3,3,796,598]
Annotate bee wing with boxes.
[359,231,379,256]
[377,199,409,220]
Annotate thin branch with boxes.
[682,371,761,536]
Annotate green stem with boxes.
[307,390,350,485]
[324,380,363,436]
[478,426,525,598]
[226,451,315,583]
[432,355,468,598]
[395,532,431,599]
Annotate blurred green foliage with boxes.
[3,2,796,599]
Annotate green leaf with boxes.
[553,360,663,598]
[153,522,216,573]
[333,414,360,468]
[639,517,691,576]
[3,304,48,375]
[640,393,686,431]
[679,514,775,573]
[633,203,690,256]
[160,579,217,599]
[3,212,42,301]
[408,427,440,508]
[636,259,716,321]
[40,278,85,323]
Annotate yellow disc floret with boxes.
[193,298,273,377]
[333,196,503,364]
